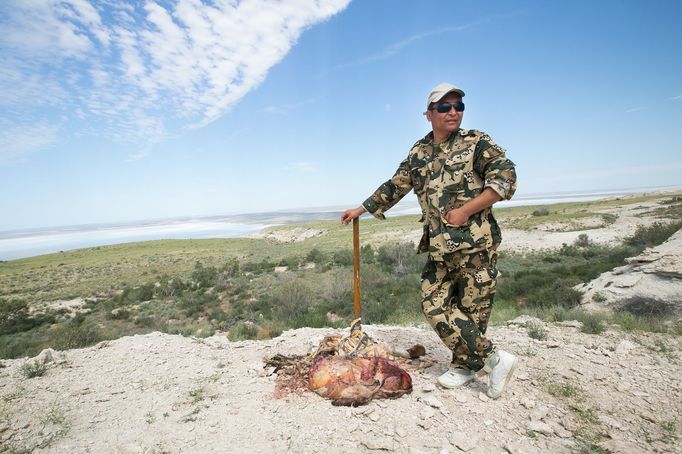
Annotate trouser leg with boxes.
[420,251,498,372]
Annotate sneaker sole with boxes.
[437,376,474,389]
[487,357,518,399]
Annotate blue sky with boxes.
[1,0,681,231]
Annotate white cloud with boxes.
[670,94,682,101]
[0,123,59,162]
[625,107,643,113]
[0,0,351,149]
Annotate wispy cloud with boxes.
[331,23,479,71]
[625,107,643,113]
[263,98,317,115]
[0,122,59,163]
[670,94,682,101]
[286,161,317,172]
[0,0,350,151]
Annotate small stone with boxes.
[478,392,489,402]
[361,436,394,451]
[422,383,436,392]
[395,426,407,438]
[422,396,443,408]
[521,399,536,409]
[530,405,549,422]
[527,420,554,436]
[615,340,637,355]
[484,419,494,426]
[546,341,561,348]
[36,348,56,364]
[557,320,582,329]
[369,413,380,422]
[454,392,468,403]
[420,407,436,419]
[450,432,476,451]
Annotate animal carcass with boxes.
[308,355,412,406]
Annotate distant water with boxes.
[1,186,678,261]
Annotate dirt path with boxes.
[1,320,679,453]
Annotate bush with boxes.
[625,221,682,249]
[306,248,325,264]
[620,296,677,318]
[360,244,376,264]
[118,284,154,304]
[51,318,102,350]
[574,234,591,248]
[0,299,52,335]
[20,359,48,378]
[577,313,605,334]
[332,249,354,267]
[228,322,258,341]
[271,280,314,322]
[191,263,219,288]
[526,320,547,340]
[532,208,550,216]
[178,292,218,318]
[155,278,186,298]
[376,242,424,275]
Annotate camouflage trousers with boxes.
[420,250,498,372]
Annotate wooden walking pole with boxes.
[352,217,361,318]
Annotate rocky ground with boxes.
[1,319,680,453]
[2,193,681,453]
[579,229,682,317]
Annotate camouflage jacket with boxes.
[362,129,517,260]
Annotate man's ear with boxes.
[424,110,432,122]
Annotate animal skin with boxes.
[308,355,412,406]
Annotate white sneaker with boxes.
[437,367,475,388]
[485,350,518,399]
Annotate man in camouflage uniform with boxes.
[341,83,518,398]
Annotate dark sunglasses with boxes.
[432,101,465,113]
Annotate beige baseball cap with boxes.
[426,82,465,109]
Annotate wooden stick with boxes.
[353,217,361,318]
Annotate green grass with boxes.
[0,191,680,359]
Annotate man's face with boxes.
[426,92,464,137]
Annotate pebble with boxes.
[422,396,443,408]
[450,432,476,451]
[361,436,394,451]
[422,383,436,392]
[529,405,549,422]
[420,407,436,419]
[478,392,489,402]
[527,420,554,436]
[454,392,468,403]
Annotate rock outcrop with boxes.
[578,229,682,317]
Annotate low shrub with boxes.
[0,300,54,335]
[577,313,606,334]
[625,221,682,249]
[620,295,677,318]
[51,319,103,350]
[118,284,154,304]
[191,263,219,288]
[526,320,547,340]
[228,322,258,341]
[532,208,550,216]
[20,359,48,378]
